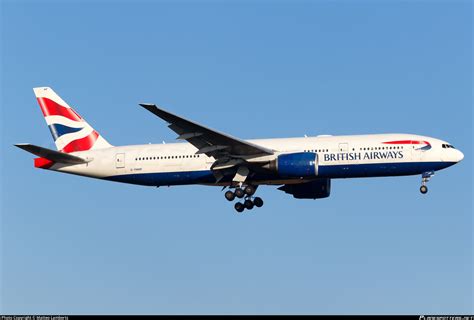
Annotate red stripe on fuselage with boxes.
[61,130,99,153]
[34,157,55,169]
[37,97,82,121]
[383,140,430,145]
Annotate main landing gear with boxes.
[224,185,264,213]
[420,171,434,194]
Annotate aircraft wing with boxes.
[139,104,274,158]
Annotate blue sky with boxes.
[1,0,472,314]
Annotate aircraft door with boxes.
[314,152,320,176]
[337,142,352,175]
[115,153,125,169]
[411,143,423,161]
[338,143,348,153]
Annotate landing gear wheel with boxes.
[420,171,433,195]
[235,188,245,198]
[225,190,235,201]
[253,197,264,208]
[420,185,428,194]
[244,199,254,210]
[234,202,245,213]
[244,185,256,196]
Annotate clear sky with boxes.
[1,0,472,315]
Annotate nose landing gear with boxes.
[420,185,428,194]
[420,171,434,194]
[224,185,264,213]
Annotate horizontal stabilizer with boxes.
[14,143,88,164]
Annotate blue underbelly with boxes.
[104,170,216,186]
[103,161,455,186]
[318,161,455,178]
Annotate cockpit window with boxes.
[442,144,456,149]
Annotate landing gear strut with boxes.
[420,171,434,194]
[224,185,264,213]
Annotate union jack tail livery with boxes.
[34,87,112,153]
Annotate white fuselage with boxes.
[44,133,463,187]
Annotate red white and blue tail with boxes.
[34,87,112,153]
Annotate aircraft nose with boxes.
[454,149,464,162]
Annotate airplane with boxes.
[16,87,464,213]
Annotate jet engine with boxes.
[266,152,318,178]
[278,179,331,199]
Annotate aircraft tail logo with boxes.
[34,87,112,153]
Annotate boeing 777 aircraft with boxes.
[16,87,464,212]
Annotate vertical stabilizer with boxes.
[33,87,112,153]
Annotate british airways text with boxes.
[324,151,403,162]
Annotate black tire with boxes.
[235,188,245,198]
[234,202,245,213]
[244,199,254,210]
[244,185,256,196]
[253,197,264,208]
[225,190,235,201]
[420,185,428,194]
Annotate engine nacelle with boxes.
[275,152,318,178]
[278,179,331,199]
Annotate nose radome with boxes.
[455,149,464,162]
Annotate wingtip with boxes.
[139,103,156,108]
[14,143,34,152]
[14,143,29,148]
